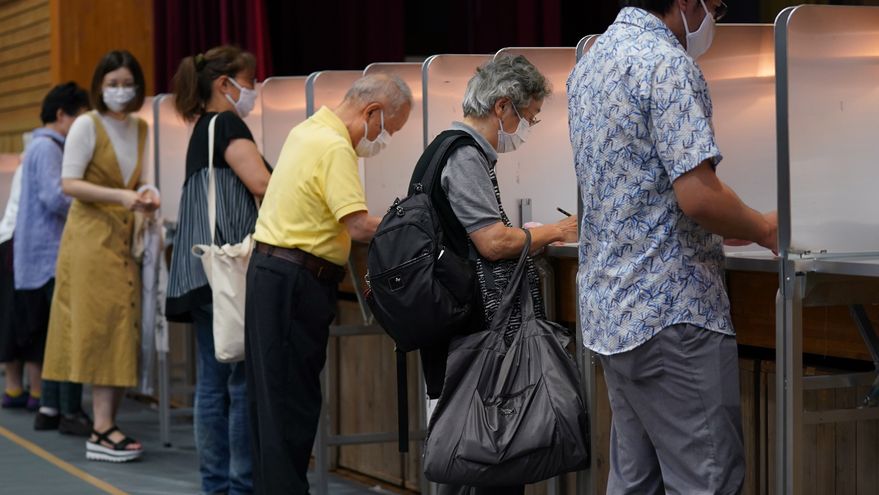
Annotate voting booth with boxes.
[260,76,308,166]
[422,54,492,148]
[42,6,879,495]
[773,6,879,495]
[362,62,423,214]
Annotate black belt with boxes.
[255,242,346,285]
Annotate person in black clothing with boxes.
[166,45,270,495]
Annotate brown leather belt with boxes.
[255,242,346,285]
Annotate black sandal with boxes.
[85,425,143,462]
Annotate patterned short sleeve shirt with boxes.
[566,7,733,355]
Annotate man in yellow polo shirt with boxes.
[245,73,411,495]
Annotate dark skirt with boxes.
[0,239,50,363]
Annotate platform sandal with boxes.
[86,425,143,463]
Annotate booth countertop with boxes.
[545,243,780,273]
[546,243,879,278]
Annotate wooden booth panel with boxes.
[0,0,51,153]
[337,332,407,485]
[727,271,879,362]
[333,297,424,488]
[763,362,879,495]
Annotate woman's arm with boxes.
[468,215,578,261]
[62,179,143,211]
[224,138,271,198]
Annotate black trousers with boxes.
[245,250,338,495]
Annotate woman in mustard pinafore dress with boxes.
[42,51,159,463]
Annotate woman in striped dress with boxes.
[165,46,270,495]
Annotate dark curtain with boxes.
[265,0,557,75]
[265,0,406,76]
[153,0,769,87]
[153,0,273,93]
[405,0,562,58]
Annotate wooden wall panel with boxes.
[763,362,879,495]
[50,0,154,96]
[741,359,760,495]
[0,0,155,154]
[727,271,879,362]
[0,0,50,153]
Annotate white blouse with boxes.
[0,165,22,243]
[62,112,151,185]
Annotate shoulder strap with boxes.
[409,130,488,257]
[206,115,220,245]
[416,131,470,194]
[396,349,409,453]
[37,134,64,151]
[409,130,478,195]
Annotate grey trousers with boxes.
[599,324,745,495]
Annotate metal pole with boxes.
[158,351,171,447]
[777,260,803,495]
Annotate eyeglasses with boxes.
[518,108,541,127]
[713,0,728,22]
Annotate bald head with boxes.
[334,73,413,152]
[343,73,413,119]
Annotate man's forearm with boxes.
[688,183,771,243]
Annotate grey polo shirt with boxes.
[440,122,502,234]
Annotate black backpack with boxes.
[365,130,485,451]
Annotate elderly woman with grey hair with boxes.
[428,55,578,495]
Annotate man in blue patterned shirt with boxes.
[568,0,777,493]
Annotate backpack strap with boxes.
[396,349,409,453]
[409,130,489,258]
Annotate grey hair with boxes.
[343,73,413,117]
[462,55,551,118]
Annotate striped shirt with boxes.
[166,111,267,322]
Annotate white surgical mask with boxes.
[497,105,530,154]
[103,87,136,113]
[681,0,716,59]
[355,110,391,158]
[224,78,258,118]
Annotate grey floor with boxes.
[0,379,393,494]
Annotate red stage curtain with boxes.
[153,0,273,93]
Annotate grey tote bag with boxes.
[423,230,590,486]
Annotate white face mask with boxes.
[355,110,391,158]
[224,78,258,118]
[497,105,530,154]
[103,87,136,113]
[681,0,716,59]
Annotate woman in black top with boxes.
[166,45,270,495]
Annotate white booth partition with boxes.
[421,54,492,147]
[133,96,157,185]
[781,6,879,255]
[361,63,423,214]
[241,82,264,155]
[774,6,879,495]
[575,34,599,61]
[305,70,362,116]
[260,76,307,166]
[154,94,193,223]
[701,25,777,256]
[494,47,577,227]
